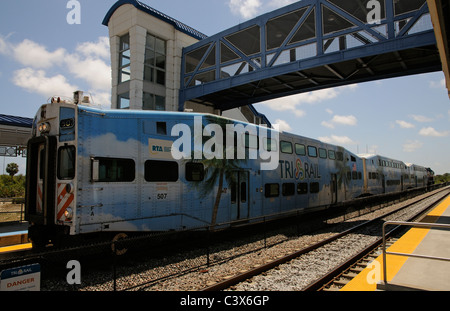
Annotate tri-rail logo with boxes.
[279,158,321,180]
[170,116,280,171]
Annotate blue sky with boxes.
[0,0,449,175]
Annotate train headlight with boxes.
[38,122,51,134]
[65,183,74,194]
[64,207,73,220]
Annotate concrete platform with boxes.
[341,193,450,291]
[0,222,29,247]
[378,196,450,291]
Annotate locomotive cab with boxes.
[25,92,82,247]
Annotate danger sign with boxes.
[1,263,40,291]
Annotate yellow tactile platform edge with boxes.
[0,243,32,254]
[341,195,450,291]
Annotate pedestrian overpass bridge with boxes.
[179,0,448,112]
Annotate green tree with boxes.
[188,116,246,227]
[6,163,19,180]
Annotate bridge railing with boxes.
[180,0,436,109]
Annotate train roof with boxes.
[77,105,276,132]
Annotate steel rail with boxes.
[202,187,449,291]
[304,190,449,291]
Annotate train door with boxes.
[382,175,386,194]
[25,136,57,226]
[331,174,337,205]
[230,171,249,220]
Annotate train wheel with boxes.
[111,233,128,256]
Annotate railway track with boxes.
[2,186,447,291]
[202,186,449,291]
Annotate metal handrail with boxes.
[382,221,450,284]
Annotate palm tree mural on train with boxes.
[187,116,247,227]
[335,146,352,199]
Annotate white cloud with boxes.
[395,120,415,129]
[0,37,8,55]
[318,135,356,146]
[267,0,297,9]
[12,68,78,97]
[13,39,66,69]
[321,114,357,129]
[332,115,357,126]
[409,114,433,123]
[88,91,112,109]
[403,140,423,152]
[429,79,445,89]
[261,84,358,117]
[274,119,292,132]
[65,53,111,91]
[321,120,334,129]
[419,127,449,137]
[75,37,110,60]
[228,0,300,19]
[260,95,306,117]
[2,35,111,102]
[228,0,262,19]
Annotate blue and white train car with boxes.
[407,164,428,188]
[24,92,431,247]
[359,154,409,195]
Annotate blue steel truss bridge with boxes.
[179,0,443,111]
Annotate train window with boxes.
[310,182,320,193]
[282,183,295,196]
[319,148,327,159]
[92,158,135,182]
[264,138,277,152]
[295,144,306,156]
[145,160,178,182]
[351,156,356,162]
[336,152,343,161]
[358,172,362,180]
[328,150,336,160]
[58,146,76,180]
[280,141,293,154]
[347,172,351,180]
[297,183,308,195]
[308,146,317,157]
[352,171,358,180]
[157,122,167,135]
[241,182,247,203]
[244,133,258,149]
[231,182,237,204]
[186,162,204,181]
[265,183,279,198]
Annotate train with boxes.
[25,91,434,247]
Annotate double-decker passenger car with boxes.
[25,92,433,247]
